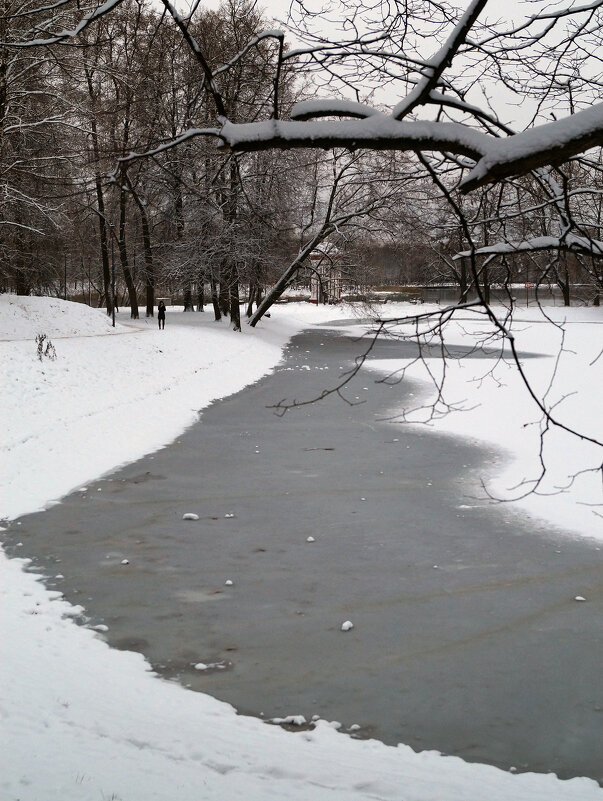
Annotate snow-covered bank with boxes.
[1,295,601,801]
[1,295,341,521]
[359,304,603,541]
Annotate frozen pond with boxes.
[5,322,602,783]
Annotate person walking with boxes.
[158,300,166,330]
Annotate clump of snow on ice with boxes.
[341,620,354,632]
[59,601,85,617]
[182,513,199,521]
[306,536,315,542]
[120,559,129,565]
[574,596,586,602]
[224,579,233,586]
[271,715,307,726]
[194,660,230,671]
[224,513,235,519]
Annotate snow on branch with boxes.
[283,31,391,61]
[290,100,382,120]
[218,116,488,158]
[160,0,226,118]
[115,127,222,172]
[460,103,603,192]
[213,30,284,79]
[6,0,124,46]
[11,0,74,20]
[454,234,603,260]
[111,92,603,201]
[391,0,489,120]
[116,103,602,196]
[528,0,602,22]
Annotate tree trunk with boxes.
[127,180,155,317]
[250,224,335,327]
[218,275,230,316]
[554,257,571,307]
[119,185,139,319]
[94,169,112,315]
[12,208,31,295]
[220,159,240,327]
[183,285,194,311]
[84,62,112,317]
[482,263,490,305]
[460,266,470,300]
[211,277,221,320]
[14,254,31,295]
[197,282,205,311]
[246,281,256,318]
[230,274,241,331]
[562,263,570,306]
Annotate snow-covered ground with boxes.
[361,303,603,541]
[1,294,601,801]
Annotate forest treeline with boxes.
[1,0,601,322]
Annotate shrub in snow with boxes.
[35,333,56,361]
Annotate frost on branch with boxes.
[455,234,603,260]
[107,0,603,192]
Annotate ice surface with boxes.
[1,295,601,800]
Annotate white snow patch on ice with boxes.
[362,304,602,542]
[271,715,308,726]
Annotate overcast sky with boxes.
[191,0,557,129]
[199,0,532,29]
